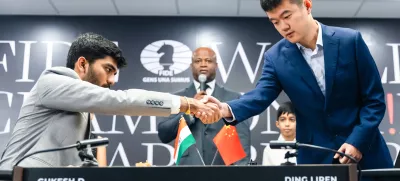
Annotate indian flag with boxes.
[173,116,196,165]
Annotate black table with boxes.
[361,168,400,181]
[0,170,12,180]
[12,165,357,181]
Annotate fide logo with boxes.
[140,40,192,83]
[141,40,192,76]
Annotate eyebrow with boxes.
[269,10,291,21]
[194,57,212,61]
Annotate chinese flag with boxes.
[213,125,246,165]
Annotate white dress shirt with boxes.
[193,79,216,96]
[262,135,297,166]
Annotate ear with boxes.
[275,120,280,128]
[75,56,89,74]
[304,0,312,13]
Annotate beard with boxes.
[83,66,110,88]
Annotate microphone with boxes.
[76,137,109,150]
[269,140,358,163]
[14,137,109,167]
[198,74,207,91]
[269,140,362,181]
[269,140,297,149]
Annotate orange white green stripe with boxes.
[173,117,196,165]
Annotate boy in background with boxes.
[262,101,296,165]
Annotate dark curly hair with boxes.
[66,32,127,69]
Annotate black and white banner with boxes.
[0,16,399,166]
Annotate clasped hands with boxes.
[188,91,228,124]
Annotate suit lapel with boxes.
[284,41,325,101]
[321,24,339,110]
[186,83,197,97]
[211,84,222,102]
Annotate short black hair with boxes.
[260,0,303,12]
[66,32,127,69]
[277,101,295,118]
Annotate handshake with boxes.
[180,91,231,124]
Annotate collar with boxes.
[296,21,323,50]
[44,66,80,79]
[193,79,216,91]
[278,134,296,141]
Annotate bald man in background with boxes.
[158,47,251,165]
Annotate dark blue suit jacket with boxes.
[227,23,393,169]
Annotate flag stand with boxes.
[195,147,206,166]
[174,115,200,166]
[210,150,218,165]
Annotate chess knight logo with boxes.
[140,40,192,76]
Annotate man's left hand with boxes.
[334,143,362,164]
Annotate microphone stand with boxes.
[14,143,78,167]
[292,143,362,181]
[14,138,109,168]
[280,150,297,166]
[78,149,98,167]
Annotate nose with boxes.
[280,21,290,32]
[200,60,208,67]
[107,75,116,87]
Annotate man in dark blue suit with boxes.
[201,0,393,169]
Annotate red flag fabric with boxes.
[213,125,246,165]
